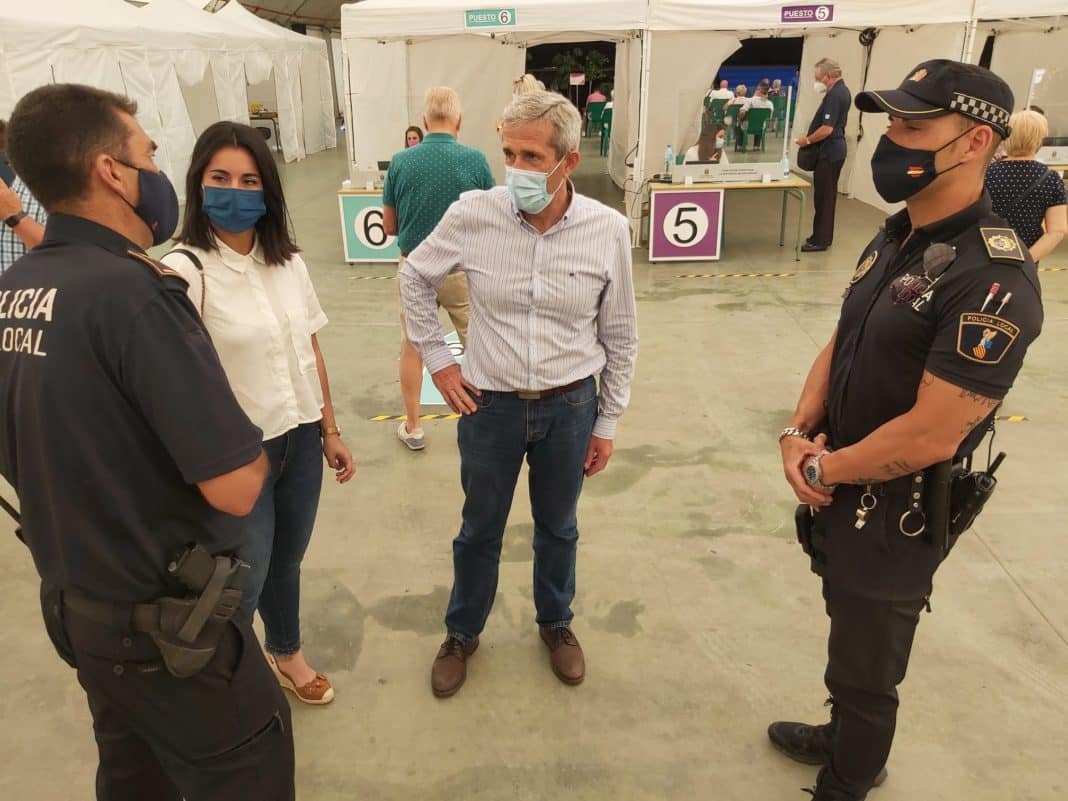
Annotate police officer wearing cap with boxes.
[770,61,1043,800]
[0,84,295,799]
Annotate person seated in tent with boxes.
[587,85,607,106]
[685,125,730,164]
[724,84,748,146]
[405,125,424,148]
[739,84,775,151]
[769,79,784,97]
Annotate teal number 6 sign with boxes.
[338,192,400,263]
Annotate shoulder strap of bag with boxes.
[163,248,206,317]
[1011,167,1054,208]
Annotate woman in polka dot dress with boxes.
[985,109,1067,263]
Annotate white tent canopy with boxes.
[0,0,336,204]
[649,0,975,29]
[341,0,1068,232]
[341,0,646,186]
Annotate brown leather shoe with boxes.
[540,626,585,685]
[430,635,478,698]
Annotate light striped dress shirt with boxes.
[399,185,638,440]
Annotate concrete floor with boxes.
[1,137,1066,800]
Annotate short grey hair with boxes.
[815,58,842,79]
[501,91,582,158]
[424,86,461,124]
[512,74,545,95]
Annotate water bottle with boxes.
[664,144,674,174]
[781,154,790,177]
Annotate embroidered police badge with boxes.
[980,227,1025,262]
[851,250,878,284]
[956,313,1020,364]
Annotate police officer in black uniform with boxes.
[0,84,295,800]
[771,62,1043,800]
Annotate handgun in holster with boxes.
[151,544,247,679]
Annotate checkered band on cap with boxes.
[949,92,1011,132]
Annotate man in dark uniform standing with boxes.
[797,57,850,253]
[0,84,294,799]
[773,62,1042,800]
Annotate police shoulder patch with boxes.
[126,249,184,280]
[980,227,1025,262]
[956,312,1020,364]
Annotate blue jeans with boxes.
[445,377,598,642]
[239,422,323,655]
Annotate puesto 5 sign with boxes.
[781,4,834,24]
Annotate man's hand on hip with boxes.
[782,432,833,507]
[431,364,481,415]
[584,436,614,477]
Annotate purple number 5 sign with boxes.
[649,189,724,261]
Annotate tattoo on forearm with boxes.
[881,460,917,478]
[959,414,987,436]
[957,388,999,409]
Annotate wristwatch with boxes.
[3,211,27,228]
[321,425,341,437]
[803,452,836,492]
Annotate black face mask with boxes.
[870,126,976,204]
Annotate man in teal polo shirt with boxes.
[384,86,494,450]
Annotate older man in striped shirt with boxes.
[400,91,638,698]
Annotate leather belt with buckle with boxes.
[505,377,589,401]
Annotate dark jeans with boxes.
[810,158,845,247]
[53,590,294,801]
[445,377,598,642]
[240,421,323,655]
[821,580,927,797]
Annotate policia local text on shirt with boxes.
[772,61,1042,801]
[0,84,295,799]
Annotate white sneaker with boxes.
[397,421,426,450]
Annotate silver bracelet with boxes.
[778,426,811,444]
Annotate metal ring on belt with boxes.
[899,473,927,537]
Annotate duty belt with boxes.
[64,591,161,633]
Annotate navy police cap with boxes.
[855,59,1014,138]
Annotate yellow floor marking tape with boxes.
[369,413,460,422]
[677,272,796,279]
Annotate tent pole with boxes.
[961,0,979,62]
[632,29,653,248]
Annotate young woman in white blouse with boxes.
[163,122,355,705]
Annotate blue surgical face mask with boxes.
[113,158,179,246]
[202,186,267,233]
[505,156,567,214]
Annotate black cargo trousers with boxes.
[41,583,295,801]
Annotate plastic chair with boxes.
[599,107,614,157]
[742,107,773,152]
[770,96,787,134]
[703,97,728,134]
[586,102,607,138]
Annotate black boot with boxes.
[768,702,888,787]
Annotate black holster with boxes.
[151,545,246,679]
